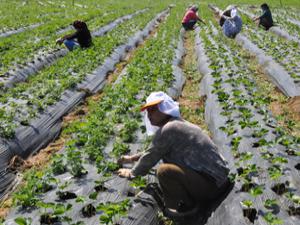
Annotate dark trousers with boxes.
[157,163,228,210]
[182,20,197,30]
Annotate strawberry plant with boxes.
[240,200,257,223]
[112,140,130,158]
[263,212,283,225]
[97,199,131,225]
[14,217,32,225]
[197,11,300,224]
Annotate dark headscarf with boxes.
[261,3,269,11]
[72,20,88,30]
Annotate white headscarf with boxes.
[230,7,238,18]
[142,91,180,135]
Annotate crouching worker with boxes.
[56,20,92,51]
[117,92,231,222]
[219,6,242,38]
[253,3,274,30]
[182,6,206,30]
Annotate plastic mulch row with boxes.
[0,9,148,89]
[239,8,300,45]
[0,8,170,202]
[0,23,42,38]
[209,5,300,97]
[4,12,185,225]
[195,26,300,225]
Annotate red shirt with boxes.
[182,10,199,23]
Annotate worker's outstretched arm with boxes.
[198,17,206,24]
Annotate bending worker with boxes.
[182,6,206,30]
[253,3,274,30]
[219,6,242,38]
[56,20,92,51]
[118,92,230,221]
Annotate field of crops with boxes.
[0,0,299,225]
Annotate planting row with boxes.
[239,5,300,39]
[0,6,171,203]
[0,8,148,89]
[2,4,185,225]
[208,4,299,97]
[0,0,155,77]
[0,0,117,34]
[239,14,300,88]
[0,6,165,140]
[195,15,300,224]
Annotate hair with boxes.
[261,3,269,10]
[72,20,88,30]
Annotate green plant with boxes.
[51,154,67,175]
[231,136,242,152]
[66,145,87,178]
[13,172,41,207]
[97,199,131,224]
[264,199,278,209]
[130,176,147,189]
[263,212,283,225]
[268,165,283,180]
[14,217,32,225]
[249,185,264,197]
[252,128,269,138]
[237,164,258,181]
[285,192,300,205]
[112,140,130,158]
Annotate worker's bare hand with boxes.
[117,155,133,165]
[117,168,133,178]
[56,38,63,45]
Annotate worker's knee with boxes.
[63,39,79,51]
[157,163,182,180]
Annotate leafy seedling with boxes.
[252,128,268,138]
[130,176,147,189]
[240,182,255,192]
[14,217,32,225]
[263,212,283,225]
[249,185,264,197]
[76,196,86,203]
[268,165,283,180]
[240,200,257,223]
[112,140,130,158]
[51,154,66,175]
[264,199,279,214]
[97,199,131,225]
[89,192,98,200]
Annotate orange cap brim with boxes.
[140,99,163,111]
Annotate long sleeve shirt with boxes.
[222,15,242,38]
[132,118,229,187]
[259,9,273,26]
[66,28,92,48]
